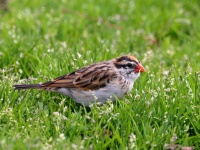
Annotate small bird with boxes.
[14,55,145,106]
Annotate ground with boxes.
[0,0,200,149]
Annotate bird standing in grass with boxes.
[14,55,145,106]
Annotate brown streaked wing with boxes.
[41,62,117,91]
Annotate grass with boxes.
[0,0,200,149]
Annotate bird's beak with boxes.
[135,64,146,73]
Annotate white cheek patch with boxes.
[132,72,140,81]
[118,68,140,81]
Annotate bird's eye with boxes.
[127,63,133,68]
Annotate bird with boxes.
[14,55,146,106]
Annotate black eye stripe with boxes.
[127,63,133,67]
[126,63,137,68]
[115,64,126,68]
[115,63,137,69]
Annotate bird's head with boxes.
[114,55,145,81]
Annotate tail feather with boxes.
[14,84,42,90]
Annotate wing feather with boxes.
[41,62,117,90]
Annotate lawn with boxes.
[0,0,200,149]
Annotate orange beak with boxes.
[135,63,146,73]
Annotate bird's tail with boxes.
[14,84,42,90]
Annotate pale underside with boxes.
[56,77,135,106]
